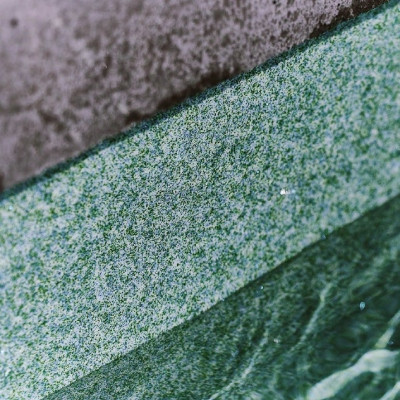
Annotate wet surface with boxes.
[46,195,400,400]
[0,2,398,397]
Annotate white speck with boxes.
[260,285,264,290]
[280,188,295,195]
[273,338,280,343]
[360,301,366,311]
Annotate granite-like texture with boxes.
[45,195,400,400]
[1,1,400,398]
[0,0,386,190]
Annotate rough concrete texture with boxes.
[0,2,399,398]
[0,0,386,190]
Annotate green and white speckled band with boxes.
[0,1,399,398]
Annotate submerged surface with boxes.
[0,1,399,398]
[47,195,400,399]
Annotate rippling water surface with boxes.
[49,195,400,399]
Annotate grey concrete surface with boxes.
[0,0,385,190]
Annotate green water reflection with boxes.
[48,195,400,399]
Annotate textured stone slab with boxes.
[0,1,400,398]
[45,194,400,399]
[0,0,386,190]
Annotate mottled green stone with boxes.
[0,1,400,398]
[46,195,400,400]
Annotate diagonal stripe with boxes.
[1,1,400,398]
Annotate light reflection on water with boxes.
[47,195,400,399]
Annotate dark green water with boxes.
[47,195,400,399]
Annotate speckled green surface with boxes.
[0,1,400,398]
[45,195,400,400]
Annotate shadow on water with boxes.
[45,195,400,399]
